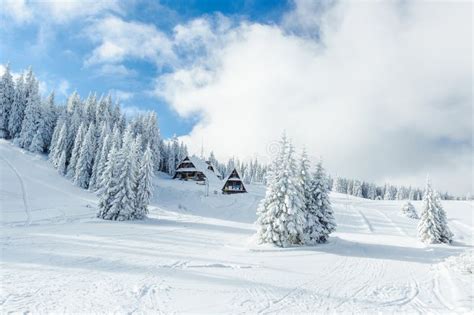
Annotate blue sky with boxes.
[0,1,471,194]
[0,0,293,138]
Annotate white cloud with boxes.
[39,0,122,24]
[156,1,472,194]
[84,14,231,75]
[85,16,175,67]
[2,0,33,24]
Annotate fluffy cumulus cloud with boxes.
[155,1,472,194]
[85,16,175,67]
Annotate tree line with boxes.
[332,177,466,201]
[0,65,188,220]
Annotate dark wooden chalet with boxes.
[173,156,221,183]
[222,168,247,194]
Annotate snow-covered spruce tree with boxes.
[95,94,111,126]
[256,134,306,247]
[298,150,322,244]
[383,184,392,200]
[353,180,363,198]
[0,64,15,138]
[83,93,97,125]
[133,144,154,219]
[310,160,336,243]
[49,122,68,168]
[110,124,122,150]
[417,179,452,244]
[367,184,377,200]
[57,150,67,175]
[143,112,162,172]
[167,135,179,176]
[66,123,86,178]
[97,146,119,219]
[433,190,453,243]
[89,123,109,190]
[401,201,418,219]
[94,132,114,190]
[8,74,26,139]
[64,92,83,157]
[40,92,57,150]
[29,128,45,153]
[74,123,96,189]
[17,69,42,150]
[97,128,138,221]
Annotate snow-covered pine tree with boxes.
[110,124,122,150]
[417,179,452,244]
[29,128,45,153]
[143,112,161,172]
[17,69,42,150]
[434,191,453,244]
[49,122,68,168]
[91,132,112,191]
[8,74,26,139]
[74,123,96,188]
[353,180,363,198]
[57,150,67,175]
[256,134,306,247]
[310,160,336,243]
[83,93,97,125]
[133,144,154,219]
[167,135,179,176]
[64,92,83,157]
[298,150,323,244]
[346,180,354,196]
[48,112,63,157]
[0,64,15,138]
[95,94,111,126]
[367,184,377,200]
[28,92,57,153]
[383,184,392,200]
[401,201,418,219]
[40,92,57,151]
[66,123,86,178]
[97,146,119,219]
[98,128,138,221]
[89,122,109,190]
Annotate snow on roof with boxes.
[223,169,243,183]
[206,162,222,178]
[175,167,197,172]
[185,155,222,186]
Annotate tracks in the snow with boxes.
[0,155,31,226]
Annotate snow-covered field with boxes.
[1,140,473,313]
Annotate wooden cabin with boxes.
[222,168,247,194]
[174,156,221,183]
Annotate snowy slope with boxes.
[1,139,472,313]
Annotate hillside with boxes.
[1,139,472,313]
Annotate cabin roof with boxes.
[176,155,221,186]
[206,161,222,178]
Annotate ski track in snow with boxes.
[1,141,472,313]
[0,155,31,226]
